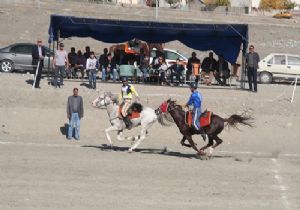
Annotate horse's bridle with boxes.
[159,101,177,113]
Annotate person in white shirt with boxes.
[86,51,98,89]
[53,43,68,88]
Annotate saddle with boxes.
[186,110,212,128]
[118,102,143,120]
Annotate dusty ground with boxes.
[0,0,300,62]
[0,73,300,209]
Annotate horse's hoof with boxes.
[207,147,214,156]
[197,150,206,156]
[128,149,134,153]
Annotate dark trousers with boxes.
[214,72,226,86]
[33,61,43,88]
[170,72,182,84]
[247,67,257,92]
[159,71,166,84]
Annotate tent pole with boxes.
[241,27,249,89]
[155,0,158,20]
[57,30,60,50]
[47,42,51,84]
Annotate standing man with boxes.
[67,47,77,79]
[119,77,139,130]
[245,45,260,92]
[32,39,46,89]
[86,51,98,89]
[185,83,205,135]
[67,88,84,140]
[53,43,68,88]
[187,52,200,82]
[107,53,117,82]
[99,48,109,81]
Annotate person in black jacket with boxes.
[107,53,117,82]
[170,58,185,86]
[99,48,109,81]
[32,39,46,88]
[67,47,77,79]
[201,52,217,85]
[214,55,230,86]
[245,45,260,92]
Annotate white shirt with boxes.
[86,58,97,70]
[55,50,67,66]
[38,46,42,58]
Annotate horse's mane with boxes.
[104,92,119,104]
[130,102,143,113]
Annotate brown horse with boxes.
[156,99,253,156]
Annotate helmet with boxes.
[190,82,197,89]
[122,77,128,82]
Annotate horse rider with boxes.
[185,82,206,135]
[119,77,139,129]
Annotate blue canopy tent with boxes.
[48,14,248,86]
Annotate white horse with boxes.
[92,92,158,152]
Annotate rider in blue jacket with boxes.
[186,83,205,134]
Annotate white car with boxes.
[258,53,300,83]
[150,48,188,67]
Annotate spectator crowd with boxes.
[49,43,238,89]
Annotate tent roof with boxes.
[49,15,248,63]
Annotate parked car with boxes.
[273,11,292,19]
[258,53,300,84]
[0,43,53,73]
[150,48,188,68]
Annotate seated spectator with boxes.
[201,52,217,86]
[151,50,162,69]
[76,50,85,79]
[67,47,77,78]
[170,58,184,86]
[157,56,168,85]
[214,55,230,86]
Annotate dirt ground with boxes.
[0,73,300,210]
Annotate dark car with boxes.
[0,43,53,73]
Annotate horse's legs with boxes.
[206,135,223,156]
[105,126,118,146]
[185,135,200,153]
[200,136,214,151]
[117,130,126,141]
[128,121,154,152]
[180,136,192,148]
[212,135,223,149]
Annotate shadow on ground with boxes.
[81,144,234,160]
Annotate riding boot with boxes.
[199,127,207,141]
[123,116,133,130]
[194,126,206,141]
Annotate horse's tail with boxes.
[224,114,253,129]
